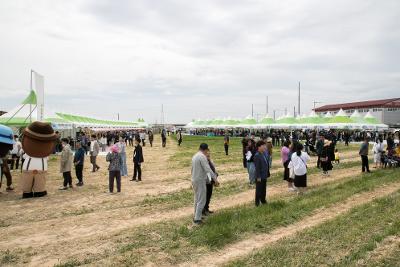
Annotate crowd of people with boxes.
[0,127,177,194]
[190,130,400,225]
[2,122,400,227]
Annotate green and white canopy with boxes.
[1,91,147,130]
[185,110,388,130]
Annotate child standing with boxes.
[334,149,340,164]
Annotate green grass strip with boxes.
[135,159,365,211]
[226,190,400,267]
[170,135,360,167]
[108,168,400,265]
[49,168,399,267]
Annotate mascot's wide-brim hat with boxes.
[22,121,57,158]
[0,124,14,158]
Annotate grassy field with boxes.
[0,135,398,267]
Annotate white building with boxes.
[314,98,400,127]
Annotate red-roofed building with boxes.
[314,98,400,126]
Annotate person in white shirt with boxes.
[10,135,22,170]
[288,143,310,195]
[372,138,384,169]
[100,135,107,152]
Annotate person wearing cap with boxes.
[59,138,73,190]
[0,125,15,192]
[191,143,216,224]
[254,140,270,206]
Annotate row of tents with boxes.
[185,110,388,131]
[0,90,148,130]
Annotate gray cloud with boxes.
[0,0,399,123]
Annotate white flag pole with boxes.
[30,70,33,122]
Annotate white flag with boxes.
[33,71,45,121]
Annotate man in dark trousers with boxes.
[316,134,325,169]
[177,130,183,146]
[131,138,144,181]
[224,134,230,156]
[161,129,167,148]
[359,138,371,173]
[148,130,154,147]
[254,140,270,206]
[74,142,85,186]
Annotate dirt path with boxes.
[0,147,361,231]
[0,138,360,226]
[2,166,363,266]
[180,182,400,267]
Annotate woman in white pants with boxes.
[372,138,384,168]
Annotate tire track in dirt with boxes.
[0,166,361,248]
[5,166,364,266]
[179,182,400,267]
[0,147,361,229]
[1,153,361,223]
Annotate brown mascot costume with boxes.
[21,121,57,198]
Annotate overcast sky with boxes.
[0,0,399,123]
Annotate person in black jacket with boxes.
[161,129,167,148]
[242,137,248,168]
[131,138,144,182]
[254,140,270,206]
[316,135,325,168]
[203,150,220,216]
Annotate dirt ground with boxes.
[0,136,365,266]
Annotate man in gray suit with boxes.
[90,135,100,172]
[191,143,216,225]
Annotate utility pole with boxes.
[161,104,164,126]
[273,110,276,120]
[293,106,296,117]
[298,81,301,116]
[117,113,120,121]
[266,96,269,115]
[251,104,254,118]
